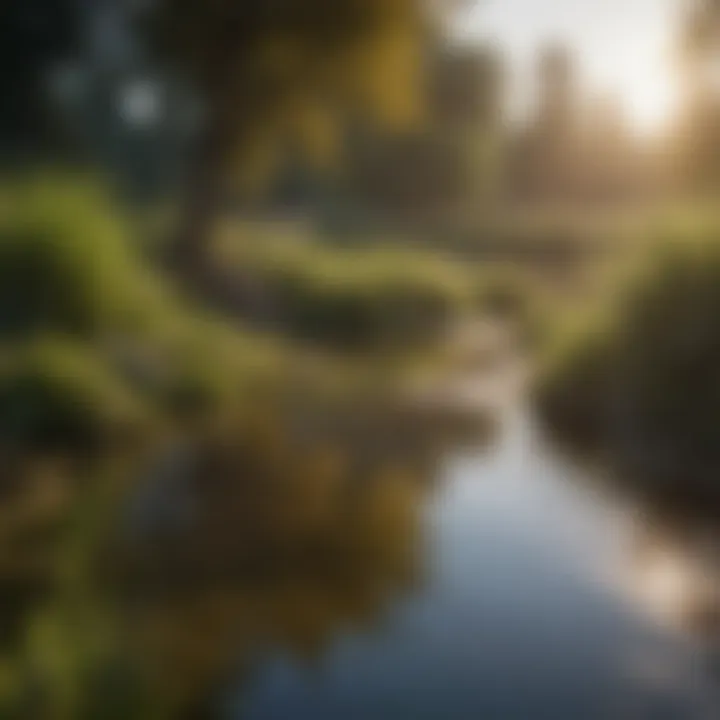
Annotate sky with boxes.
[454,0,684,132]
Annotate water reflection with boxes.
[537,402,720,648]
[2,398,720,718]
[623,519,720,642]
[121,465,429,716]
[223,407,720,720]
[111,400,495,717]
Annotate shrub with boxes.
[0,338,149,452]
[0,177,288,446]
[154,317,286,417]
[535,228,720,498]
[213,234,469,350]
[534,314,615,451]
[0,177,170,339]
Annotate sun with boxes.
[618,67,679,134]
[586,30,681,136]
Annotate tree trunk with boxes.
[169,114,231,281]
[168,111,274,320]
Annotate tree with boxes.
[675,0,720,192]
[145,0,447,271]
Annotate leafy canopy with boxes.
[148,0,439,179]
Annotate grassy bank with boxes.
[0,178,295,459]
[0,175,503,586]
[0,179,507,718]
[534,222,720,507]
[206,220,535,351]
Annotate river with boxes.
[107,340,720,719]
[215,398,720,720]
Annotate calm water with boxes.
[219,404,720,720]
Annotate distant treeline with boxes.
[3,2,719,212]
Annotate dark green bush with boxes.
[0,338,148,451]
[0,178,290,450]
[534,316,614,451]
[154,317,285,417]
[214,235,468,349]
[0,178,169,339]
[535,229,720,497]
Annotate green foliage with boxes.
[0,177,170,339]
[535,227,720,496]
[152,0,426,128]
[146,0,433,231]
[142,0,447,266]
[534,312,614,451]
[0,177,516,456]
[0,177,290,452]
[0,338,148,452]
[215,231,471,349]
[153,315,286,417]
[472,266,532,318]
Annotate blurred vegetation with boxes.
[0,178,289,458]
[2,0,720,716]
[212,226,469,350]
[535,224,720,505]
[146,0,433,268]
[0,409,477,719]
[0,176,523,463]
[0,178,169,339]
[0,338,149,453]
[0,171,501,717]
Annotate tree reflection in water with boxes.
[119,400,494,717]
[0,397,495,718]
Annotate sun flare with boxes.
[612,63,680,134]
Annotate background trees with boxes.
[144,0,439,267]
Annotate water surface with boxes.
[226,405,720,720]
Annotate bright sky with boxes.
[454,0,684,133]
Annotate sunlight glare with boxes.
[613,62,679,135]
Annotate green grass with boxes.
[0,176,172,339]
[0,176,526,457]
[213,226,470,349]
[0,177,292,455]
[212,222,538,351]
[0,338,150,452]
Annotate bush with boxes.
[0,338,149,452]
[535,228,720,499]
[0,177,169,339]
[153,317,286,417]
[213,232,470,350]
[0,178,294,450]
[534,314,614,451]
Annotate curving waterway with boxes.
[224,397,720,720]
